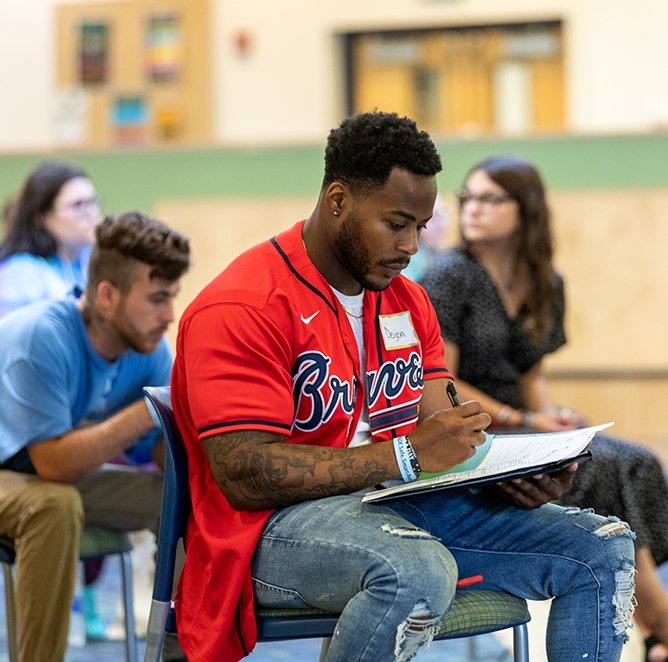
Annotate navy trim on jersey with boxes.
[424,367,452,377]
[270,237,337,314]
[198,419,292,434]
[370,403,420,433]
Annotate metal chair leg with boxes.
[319,636,332,662]
[143,599,170,662]
[467,634,479,659]
[2,563,19,662]
[119,549,138,662]
[513,622,530,662]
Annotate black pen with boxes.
[446,381,463,408]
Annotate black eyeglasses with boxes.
[456,188,514,207]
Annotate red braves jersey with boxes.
[172,220,452,661]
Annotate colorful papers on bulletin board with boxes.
[79,22,108,84]
[112,97,147,144]
[145,13,183,82]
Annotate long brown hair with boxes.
[0,161,87,260]
[461,155,558,344]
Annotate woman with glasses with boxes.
[0,161,101,317]
[422,155,668,662]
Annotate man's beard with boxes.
[113,308,163,355]
[333,212,386,292]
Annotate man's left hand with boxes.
[494,463,578,508]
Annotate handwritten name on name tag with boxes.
[379,312,419,350]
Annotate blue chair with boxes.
[142,385,531,662]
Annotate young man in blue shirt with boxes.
[0,211,189,661]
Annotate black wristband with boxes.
[404,436,421,476]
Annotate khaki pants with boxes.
[0,465,164,662]
[74,464,163,537]
[0,471,83,662]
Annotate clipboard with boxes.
[362,422,612,505]
[363,450,592,504]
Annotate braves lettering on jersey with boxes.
[172,220,453,661]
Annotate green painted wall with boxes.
[1,133,667,220]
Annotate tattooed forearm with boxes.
[203,431,395,510]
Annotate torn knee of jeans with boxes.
[380,523,436,540]
[593,516,635,541]
[394,601,440,662]
[563,506,594,515]
[612,561,636,641]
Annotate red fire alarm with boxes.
[233,29,252,56]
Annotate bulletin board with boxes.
[55,0,211,147]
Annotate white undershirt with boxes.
[331,288,371,447]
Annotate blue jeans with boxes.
[251,487,635,662]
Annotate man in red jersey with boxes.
[172,112,635,662]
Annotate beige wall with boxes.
[546,188,668,444]
[155,187,668,442]
[2,0,668,150]
[549,188,668,370]
[154,196,313,348]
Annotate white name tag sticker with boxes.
[379,312,419,350]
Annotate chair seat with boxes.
[255,589,529,641]
[79,526,132,558]
[1,528,132,561]
[435,590,530,638]
[256,609,340,641]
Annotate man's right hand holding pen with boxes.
[406,379,576,509]
[404,379,490,473]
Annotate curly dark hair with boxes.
[323,112,442,196]
[85,211,190,298]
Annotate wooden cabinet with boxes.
[56,0,211,147]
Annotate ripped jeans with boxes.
[251,487,636,662]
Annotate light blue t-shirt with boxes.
[0,298,172,467]
[0,249,90,318]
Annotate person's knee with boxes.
[373,524,456,662]
[31,483,83,534]
[376,522,457,617]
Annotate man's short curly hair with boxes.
[323,111,442,196]
[86,211,190,295]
